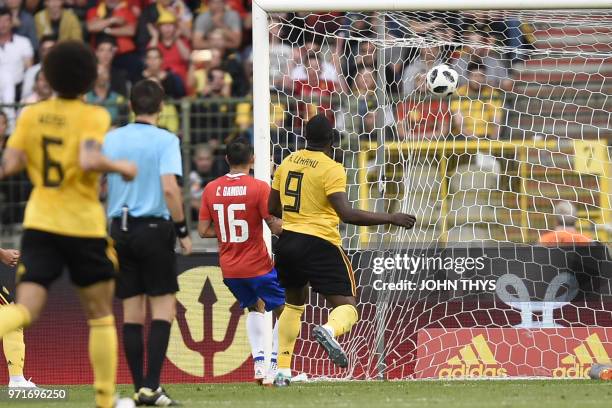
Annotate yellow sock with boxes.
[324,304,359,338]
[3,328,25,376]
[0,304,31,338]
[88,315,117,408]
[277,303,305,370]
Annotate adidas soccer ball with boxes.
[426,64,458,97]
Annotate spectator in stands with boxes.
[186,47,232,96]
[20,69,52,103]
[450,29,510,89]
[148,11,189,83]
[199,66,230,98]
[401,45,444,97]
[86,0,140,81]
[140,46,185,98]
[63,0,91,22]
[340,14,375,85]
[0,7,33,105]
[269,14,293,91]
[192,0,241,50]
[21,34,54,100]
[189,82,235,144]
[95,37,128,96]
[339,65,377,138]
[539,201,592,244]
[6,0,37,49]
[34,0,82,41]
[206,28,247,96]
[396,97,451,140]
[293,50,336,123]
[85,65,125,125]
[135,0,192,51]
[290,37,339,85]
[450,60,504,139]
[225,0,251,51]
[189,143,228,219]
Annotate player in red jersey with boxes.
[198,137,284,384]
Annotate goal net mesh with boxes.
[268,10,612,379]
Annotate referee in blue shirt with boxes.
[103,79,191,406]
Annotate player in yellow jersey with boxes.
[269,114,416,385]
[0,247,36,388]
[0,41,137,408]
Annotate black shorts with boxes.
[19,229,118,288]
[0,273,14,305]
[274,230,356,297]
[110,217,179,299]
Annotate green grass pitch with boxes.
[13,380,612,408]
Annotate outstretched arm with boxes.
[80,140,137,180]
[268,188,282,219]
[328,191,416,228]
[0,148,27,180]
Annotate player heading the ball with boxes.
[269,114,416,386]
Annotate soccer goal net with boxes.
[257,5,612,380]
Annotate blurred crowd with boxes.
[0,4,535,224]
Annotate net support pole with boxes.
[252,1,274,366]
[252,2,272,248]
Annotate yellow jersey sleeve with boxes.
[272,161,283,190]
[81,107,111,144]
[7,106,33,152]
[324,163,346,195]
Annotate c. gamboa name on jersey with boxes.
[216,186,247,197]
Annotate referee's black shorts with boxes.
[110,217,179,299]
[274,230,356,297]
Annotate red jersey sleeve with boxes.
[199,184,212,221]
[257,181,271,220]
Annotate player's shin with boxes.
[246,311,266,360]
[277,304,305,375]
[88,315,118,408]
[0,304,31,338]
[271,318,279,366]
[246,311,266,380]
[323,304,359,338]
[3,328,25,378]
[122,323,144,392]
[143,319,171,390]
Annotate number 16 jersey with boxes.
[199,173,274,279]
[271,149,346,246]
[7,99,111,238]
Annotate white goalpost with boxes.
[252,0,612,380]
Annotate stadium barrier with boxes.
[0,253,255,384]
[1,244,612,383]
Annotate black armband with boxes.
[174,220,189,238]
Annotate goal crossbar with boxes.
[253,0,612,12]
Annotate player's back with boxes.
[7,98,111,237]
[272,149,346,246]
[103,122,180,219]
[201,173,273,278]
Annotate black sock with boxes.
[123,323,144,392]
[143,320,171,390]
